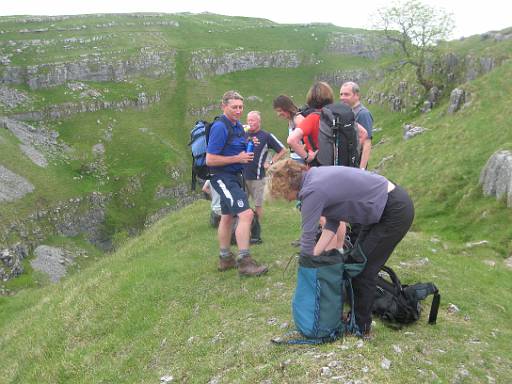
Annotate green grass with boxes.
[370,60,512,252]
[0,201,510,383]
[1,15,512,381]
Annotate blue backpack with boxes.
[273,246,367,345]
[189,116,233,190]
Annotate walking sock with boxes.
[237,249,250,261]
[219,248,232,259]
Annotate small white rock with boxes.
[320,366,332,377]
[447,303,460,314]
[160,375,173,383]
[381,358,391,370]
[465,240,489,248]
[504,256,512,269]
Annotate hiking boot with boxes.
[237,256,268,277]
[250,237,263,245]
[218,253,236,272]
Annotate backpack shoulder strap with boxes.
[216,115,235,145]
[380,265,404,293]
[209,115,235,150]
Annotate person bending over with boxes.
[267,159,414,337]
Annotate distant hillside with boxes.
[1,12,511,292]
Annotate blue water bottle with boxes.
[246,139,254,153]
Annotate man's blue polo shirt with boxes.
[207,115,246,174]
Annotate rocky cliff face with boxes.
[316,68,383,90]
[8,92,160,121]
[0,117,67,167]
[428,52,507,85]
[0,244,28,285]
[1,49,176,89]
[367,49,509,112]
[326,32,397,59]
[188,49,304,80]
[0,192,111,252]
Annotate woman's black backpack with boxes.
[372,266,440,326]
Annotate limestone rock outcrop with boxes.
[480,150,512,207]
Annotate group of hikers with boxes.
[200,81,415,339]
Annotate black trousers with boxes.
[352,185,415,330]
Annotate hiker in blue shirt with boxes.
[340,81,373,170]
[206,90,268,277]
[267,159,414,338]
[243,110,286,221]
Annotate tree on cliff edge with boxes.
[374,0,454,94]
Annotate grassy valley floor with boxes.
[1,200,510,383]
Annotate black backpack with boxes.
[189,116,233,191]
[315,103,360,167]
[372,266,440,327]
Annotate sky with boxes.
[1,0,510,40]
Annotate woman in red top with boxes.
[288,81,368,168]
[287,81,333,165]
[288,81,369,250]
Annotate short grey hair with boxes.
[341,81,360,95]
[247,110,261,120]
[222,90,244,105]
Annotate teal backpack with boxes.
[273,246,367,345]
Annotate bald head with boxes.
[247,111,261,133]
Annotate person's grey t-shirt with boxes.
[353,103,373,139]
[298,166,389,255]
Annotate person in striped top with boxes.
[243,110,286,220]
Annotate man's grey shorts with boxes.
[245,178,266,207]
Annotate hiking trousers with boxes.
[352,185,415,331]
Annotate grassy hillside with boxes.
[1,201,510,383]
[370,60,512,253]
[1,14,512,382]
